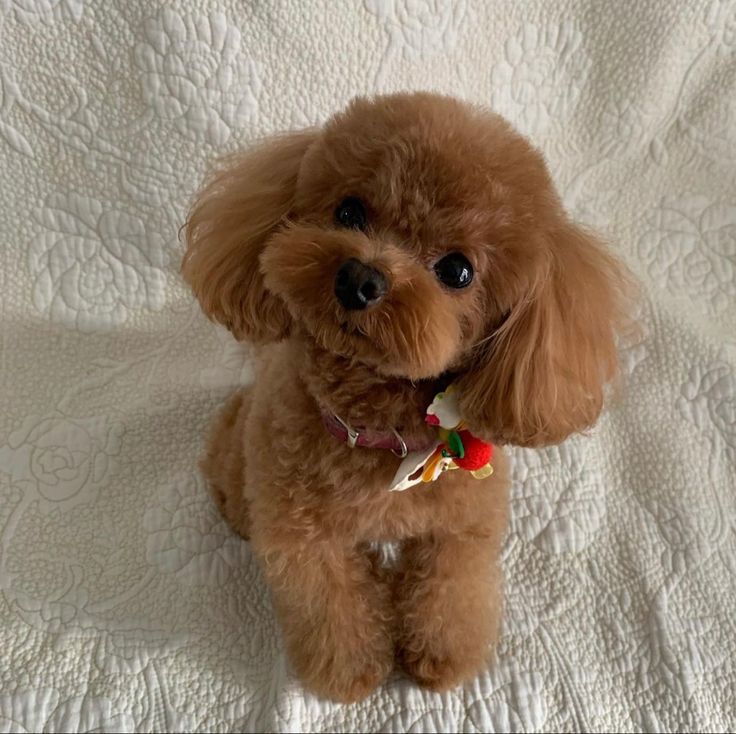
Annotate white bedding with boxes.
[1,1,735,731]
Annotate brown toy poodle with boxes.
[182,92,630,703]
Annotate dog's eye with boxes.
[434,252,474,289]
[335,197,367,230]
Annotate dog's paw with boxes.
[288,619,394,703]
[300,654,392,703]
[399,649,473,691]
[398,635,493,692]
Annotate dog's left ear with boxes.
[457,221,632,447]
[182,129,318,342]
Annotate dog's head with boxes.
[183,92,631,446]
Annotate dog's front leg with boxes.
[395,532,503,690]
[251,529,394,703]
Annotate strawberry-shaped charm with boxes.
[453,430,493,471]
[389,385,494,491]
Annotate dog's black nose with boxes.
[334,258,387,310]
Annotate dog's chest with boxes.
[366,539,402,569]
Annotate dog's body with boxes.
[203,338,509,701]
[183,93,629,703]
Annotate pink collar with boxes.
[321,412,435,457]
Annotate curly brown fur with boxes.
[183,92,631,702]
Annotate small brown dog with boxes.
[182,92,629,703]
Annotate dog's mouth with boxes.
[338,320,371,341]
[327,316,380,356]
[292,298,462,382]
[291,309,393,375]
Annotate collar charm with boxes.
[389,385,494,491]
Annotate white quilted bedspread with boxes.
[1,1,735,731]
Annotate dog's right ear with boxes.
[182,130,318,342]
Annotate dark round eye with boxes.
[434,252,474,289]
[335,197,367,230]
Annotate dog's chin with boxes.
[297,315,456,382]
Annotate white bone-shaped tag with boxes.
[389,445,440,491]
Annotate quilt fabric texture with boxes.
[1,1,735,731]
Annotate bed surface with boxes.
[1,1,735,730]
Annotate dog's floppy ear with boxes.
[182,130,317,342]
[457,221,631,447]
